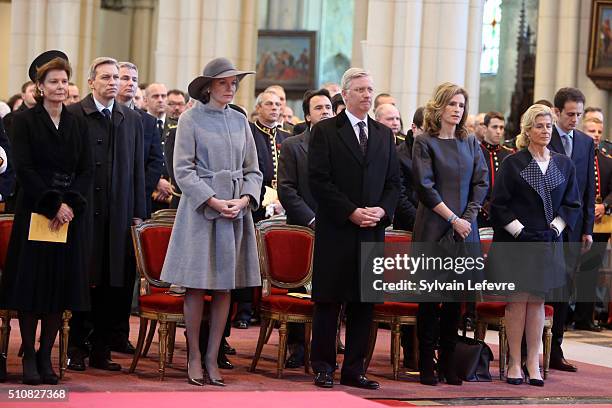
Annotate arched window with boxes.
[481,0,502,74]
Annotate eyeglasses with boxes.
[350,87,374,94]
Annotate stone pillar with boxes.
[554,0,580,89]
[8,0,99,95]
[417,0,471,105]
[351,0,369,69]
[155,0,259,109]
[464,0,484,114]
[533,0,559,101]
[129,0,156,83]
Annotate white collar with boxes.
[345,109,368,128]
[93,96,114,113]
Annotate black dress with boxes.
[0,103,93,313]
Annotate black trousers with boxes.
[310,302,373,378]
[417,302,460,352]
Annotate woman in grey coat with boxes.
[160,58,262,386]
[412,82,488,385]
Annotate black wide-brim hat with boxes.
[28,50,69,82]
[188,57,255,100]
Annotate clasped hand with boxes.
[349,207,385,228]
[451,218,471,239]
[50,203,74,231]
[207,196,249,219]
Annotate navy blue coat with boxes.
[549,127,595,241]
[135,107,163,217]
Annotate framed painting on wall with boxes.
[255,30,316,95]
[588,0,612,89]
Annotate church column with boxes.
[129,0,156,83]
[8,0,99,94]
[155,0,259,109]
[533,0,559,101]
[351,0,369,69]
[417,0,470,105]
[554,0,580,89]
[464,0,484,114]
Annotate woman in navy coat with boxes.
[488,104,581,386]
[412,83,488,385]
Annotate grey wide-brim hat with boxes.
[188,57,255,100]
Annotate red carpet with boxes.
[0,317,611,403]
[0,391,387,408]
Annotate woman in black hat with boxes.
[160,58,262,386]
[0,51,93,385]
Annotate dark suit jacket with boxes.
[135,107,163,217]
[278,128,316,226]
[549,127,595,241]
[598,149,612,207]
[0,119,15,202]
[308,111,400,302]
[68,94,146,287]
[393,136,418,231]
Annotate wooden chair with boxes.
[0,214,72,379]
[474,302,553,380]
[249,222,314,378]
[129,219,209,380]
[150,209,177,221]
[474,227,553,380]
[364,230,419,380]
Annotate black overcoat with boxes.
[308,112,400,302]
[67,94,146,287]
[0,103,93,312]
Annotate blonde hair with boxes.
[516,104,553,149]
[423,82,469,139]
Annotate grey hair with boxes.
[255,90,279,108]
[88,57,119,81]
[118,61,138,72]
[341,67,370,91]
[374,103,398,121]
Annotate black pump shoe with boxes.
[36,352,58,385]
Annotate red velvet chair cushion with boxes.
[271,287,289,295]
[264,229,313,284]
[384,233,412,244]
[139,293,184,314]
[260,294,313,315]
[477,302,554,318]
[0,219,12,270]
[374,302,418,316]
[140,225,173,280]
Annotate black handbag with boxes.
[453,330,494,382]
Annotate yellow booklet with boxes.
[28,213,68,243]
[594,215,612,234]
[287,292,311,299]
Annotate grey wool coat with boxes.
[160,101,263,290]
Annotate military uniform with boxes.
[477,141,513,227]
[575,143,612,328]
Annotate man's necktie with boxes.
[561,133,573,157]
[102,108,111,121]
[357,121,367,155]
[157,120,164,138]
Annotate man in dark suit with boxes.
[547,87,595,372]
[117,62,164,219]
[308,68,400,389]
[67,57,146,372]
[277,88,333,368]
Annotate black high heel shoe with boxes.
[522,364,544,387]
[418,348,438,386]
[36,352,58,385]
[184,332,205,386]
[22,355,41,385]
[203,363,225,387]
[438,349,462,386]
